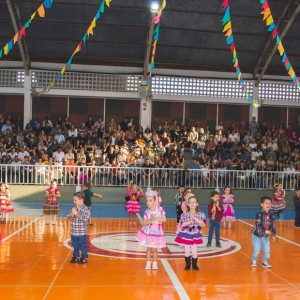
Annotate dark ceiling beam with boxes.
[254,1,300,85]
[6,0,31,75]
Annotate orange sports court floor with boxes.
[0,216,300,300]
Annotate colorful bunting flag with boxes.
[259,0,300,91]
[36,0,112,96]
[221,0,252,103]
[145,0,167,100]
[0,1,54,59]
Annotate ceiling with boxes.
[1,0,300,82]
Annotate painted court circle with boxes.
[64,231,241,259]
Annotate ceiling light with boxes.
[150,1,160,13]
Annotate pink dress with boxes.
[221,194,236,222]
[0,190,14,213]
[43,188,60,215]
[136,207,166,248]
[126,189,142,214]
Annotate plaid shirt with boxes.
[208,201,224,221]
[252,209,276,238]
[67,204,91,236]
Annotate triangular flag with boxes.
[8,39,13,52]
[24,19,31,29]
[161,0,166,10]
[82,33,88,45]
[43,0,53,9]
[277,42,284,56]
[91,18,96,29]
[67,57,73,69]
[225,28,232,37]
[282,53,287,63]
[226,35,233,45]
[266,15,273,26]
[105,0,112,7]
[267,22,275,32]
[154,23,160,34]
[13,32,19,44]
[87,25,94,36]
[3,44,8,55]
[95,8,101,20]
[30,11,37,21]
[50,79,55,88]
[222,7,231,25]
[57,73,62,81]
[72,41,83,56]
[37,4,45,18]
[100,1,105,13]
[0,49,2,58]
[19,26,26,38]
[223,21,231,32]
[61,65,67,75]
[262,8,271,21]
[272,28,278,40]
[222,0,229,9]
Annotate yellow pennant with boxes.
[161,0,166,10]
[105,0,112,7]
[223,21,231,32]
[266,15,273,26]
[30,11,37,21]
[91,18,96,29]
[4,44,8,55]
[278,42,284,56]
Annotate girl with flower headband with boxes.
[271,182,286,218]
[175,194,206,271]
[221,185,236,229]
[136,189,166,270]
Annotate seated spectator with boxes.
[180,135,195,159]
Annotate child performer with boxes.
[67,192,91,264]
[271,183,286,218]
[82,182,103,227]
[221,185,236,229]
[293,187,300,228]
[43,180,60,225]
[174,185,185,225]
[175,194,206,271]
[126,181,144,226]
[136,190,166,270]
[153,188,162,205]
[0,183,14,223]
[251,196,276,268]
[207,191,224,248]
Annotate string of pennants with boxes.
[145,0,166,100]
[221,0,253,104]
[259,0,300,89]
[35,0,112,96]
[0,0,54,59]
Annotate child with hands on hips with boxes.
[221,185,236,229]
[175,194,206,271]
[136,190,166,270]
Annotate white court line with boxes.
[42,251,71,300]
[136,213,190,300]
[1,217,41,243]
[238,219,300,247]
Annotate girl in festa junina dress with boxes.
[175,194,206,271]
[126,182,144,226]
[0,183,14,223]
[221,185,236,229]
[136,190,166,270]
[43,180,60,225]
[271,182,286,218]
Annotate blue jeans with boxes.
[71,235,88,259]
[252,233,270,263]
[208,219,221,243]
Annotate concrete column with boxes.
[249,85,259,122]
[23,73,32,128]
[140,98,152,130]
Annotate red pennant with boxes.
[19,26,26,38]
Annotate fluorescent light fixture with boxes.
[150,1,160,13]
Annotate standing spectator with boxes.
[249,116,259,138]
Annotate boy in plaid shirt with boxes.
[207,191,224,248]
[67,192,91,264]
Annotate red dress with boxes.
[0,189,14,213]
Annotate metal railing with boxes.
[1,164,299,190]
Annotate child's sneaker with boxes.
[78,258,88,264]
[70,257,79,263]
[216,242,222,248]
[262,262,272,268]
[251,260,257,267]
[206,242,211,247]
[145,261,151,270]
[152,262,158,270]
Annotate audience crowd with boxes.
[0,113,300,189]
